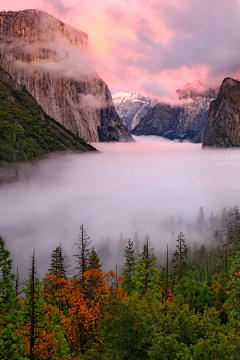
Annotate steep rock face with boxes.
[98,124,134,142]
[131,104,182,137]
[0,10,133,142]
[203,78,240,147]
[0,66,96,167]
[112,91,156,130]
[132,83,218,143]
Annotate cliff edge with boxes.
[0,9,133,142]
[203,78,240,147]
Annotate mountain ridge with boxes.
[112,91,156,130]
[130,84,218,143]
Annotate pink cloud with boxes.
[1,0,240,96]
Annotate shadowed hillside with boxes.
[0,66,96,166]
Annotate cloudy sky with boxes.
[1,0,240,96]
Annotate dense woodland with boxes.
[2,207,240,359]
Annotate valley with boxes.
[1,2,240,359]
[1,136,239,277]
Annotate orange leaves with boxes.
[213,280,222,293]
[42,269,128,355]
[19,303,59,360]
[165,288,173,304]
[158,286,173,304]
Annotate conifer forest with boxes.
[2,207,240,360]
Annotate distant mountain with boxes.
[203,78,240,147]
[112,91,157,130]
[132,82,218,143]
[0,10,133,143]
[0,66,96,167]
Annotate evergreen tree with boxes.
[197,207,205,226]
[232,206,240,249]
[172,232,188,282]
[133,231,140,256]
[21,251,68,359]
[46,244,72,313]
[165,244,169,302]
[122,239,136,293]
[220,207,228,228]
[21,251,43,360]
[196,285,214,313]
[85,247,102,298]
[222,210,237,276]
[89,247,101,271]
[49,243,72,279]
[0,236,26,360]
[98,237,112,266]
[133,235,156,296]
[197,206,205,233]
[226,251,240,311]
[74,225,92,287]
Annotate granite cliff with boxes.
[0,9,133,142]
[132,83,218,143]
[112,91,157,130]
[0,66,96,167]
[203,78,240,147]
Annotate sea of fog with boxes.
[1,135,240,279]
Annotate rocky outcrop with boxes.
[112,91,156,130]
[0,10,133,142]
[98,124,134,142]
[203,78,240,147]
[132,83,218,143]
[131,104,182,137]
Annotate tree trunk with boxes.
[30,251,35,360]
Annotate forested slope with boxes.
[0,67,96,166]
[2,208,240,359]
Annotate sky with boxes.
[1,136,240,278]
[1,0,240,97]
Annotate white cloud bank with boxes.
[0,136,239,278]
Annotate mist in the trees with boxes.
[0,136,240,279]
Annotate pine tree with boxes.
[198,245,207,282]
[227,251,240,312]
[133,231,140,256]
[197,207,205,233]
[89,247,101,271]
[21,251,67,359]
[165,244,169,302]
[133,234,156,296]
[220,207,228,228]
[172,232,188,282]
[122,239,136,293]
[49,243,72,279]
[46,244,72,313]
[232,206,240,249]
[85,247,102,298]
[74,225,92,287]
[21,251,42,360]
[222,211,236,277]
[0,236,25,360]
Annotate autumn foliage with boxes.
[3,210,240,359]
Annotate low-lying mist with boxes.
[1,136,240,280]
